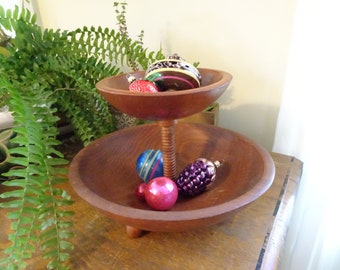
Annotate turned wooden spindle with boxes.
[126,120,176,238]
[158,120,176,180]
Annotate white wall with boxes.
[33,0,297,150]
[0,0,19,10]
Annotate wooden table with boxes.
[0,152,302,270]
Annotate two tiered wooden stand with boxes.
[68,69,275,237]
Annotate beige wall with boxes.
[34,0,297,150]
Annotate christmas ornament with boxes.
[135,183,147,202]
[144,177,178,211]
[175,158,222,197]
[145,53,201,91]
[136,149,164,183]
[127,74,159,93]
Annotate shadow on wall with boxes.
[218,102,279,151]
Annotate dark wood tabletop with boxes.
[0,152,302,270]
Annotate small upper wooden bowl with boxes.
[96,68,232,121]
[69,123,275,233]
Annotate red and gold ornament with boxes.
[127,74,159,93]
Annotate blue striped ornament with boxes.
[136,149,164,183]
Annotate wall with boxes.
[33,0,297,150]
[0,0,20,10]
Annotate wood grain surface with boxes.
[68,123,275,234]
[96,69,232,121]
[0,152,302,270]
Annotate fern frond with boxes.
[68,24,164,71]
[1,2,167,269]
[0,74,74,269]
[0,5,37,33]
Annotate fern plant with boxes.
[0,1,164,269]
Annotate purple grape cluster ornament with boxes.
[175,158,222,197]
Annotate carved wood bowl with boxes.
[69,123,275,236]
[96,68,233,121]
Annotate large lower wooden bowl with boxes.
[69,123,275,234]
[96,68,232,121]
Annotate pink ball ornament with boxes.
[144,177,178,211]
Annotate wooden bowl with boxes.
[96,68,232,121]
[69,123,275,234]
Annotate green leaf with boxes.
[53,210,74,219]
[8,156,29,167]
[41,217,56,231]
[40,227,57,239]
[1,179,26,187]
[57,220,73,229]
[58,229,75,239]
[60,240,73,251]
[13,5,19,19]
[0,5,4,17]
[18,215,35,225]
[42,249,58,259]
[46,157,68,166]
[22,206,39,215]
[24,195,41,205]
[0,17,13,31]
[2,168,26,179]
[39,206,56,218]
[41,237,58,249]
[51,176,68,185]
[0,189,24,199]
[50,167,67,175]
[31,13,37,24]
[55,198,74,207]
[7,210,21,220]
[59,252,71,262]
[6,8,12,19]
[0,199,22,209]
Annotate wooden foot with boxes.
[126,226,143,238]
